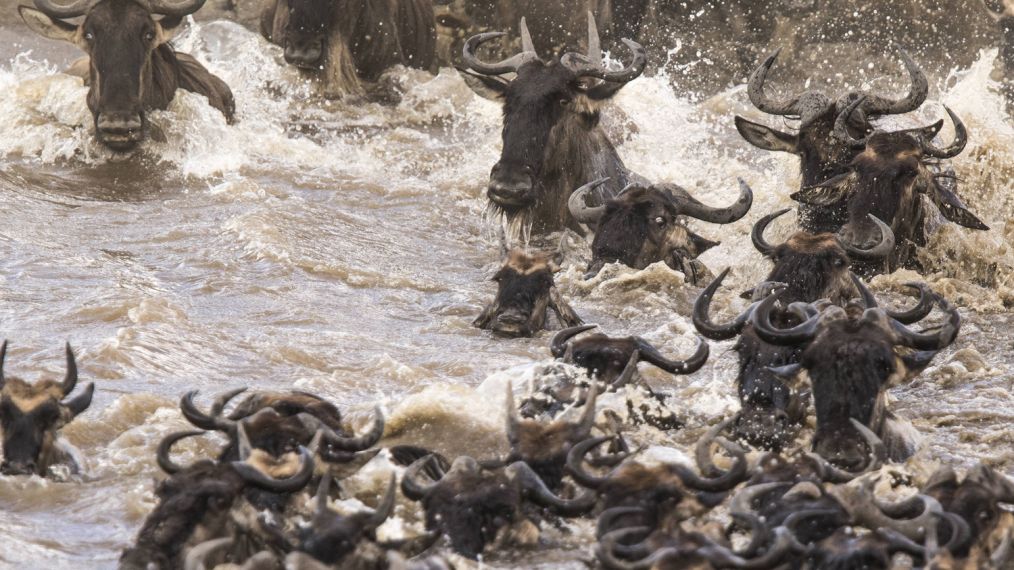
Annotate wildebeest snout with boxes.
[284,38,324,69]
[491,308,530,338]
[96,111,144,151]
[488,163,535,208]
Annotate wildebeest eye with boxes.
[559,98,572,107]
[654,216,666,226]
[144,31,155,42]
[84,31,95,42]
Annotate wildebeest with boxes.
[473,250,582,338]
[802,99,989,273]
[19,0,235,152]
[260,0,438,97]
[462,14,646,235]
[0,342,94,476]
[120,427,316,569]
[752,282,960,469]
[401,453,594,558]
[569,179,754,283]
[734,48,928,232]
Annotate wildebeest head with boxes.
[297,473,396,564]
[797,101,988,271]
[473,250,582,338]
[282,0,332,68]
[570,179,753,283]
[750,209,896,298]
[0,342,94,476]
[461,14,645,217]
[752,285,959,470]
[19,0,208,151]
[401,455,594,558]
[551,324,709,389]
[923,464,1014,557]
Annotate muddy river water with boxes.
[1,11,1014,568]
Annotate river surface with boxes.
[1,15,1014,569]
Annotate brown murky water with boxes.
[0,9,1013,569]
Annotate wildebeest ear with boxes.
[928,183,990,231]
[435,13,470,29]
[791,173,856,207]
[18,6,78,43]
[457,67,509,100]
[157,16,186,44]
[582,81,626,101]
[734,116,798,154]
[688,231,720,255]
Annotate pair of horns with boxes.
[33,0,207,19]
[463,12,646,83]
[833,96,968,158]
[752,209,896,262]
[568,178,754,226]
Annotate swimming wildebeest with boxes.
[260,0,438,97]
[692,211,903,450]
[461,13,647,235]
[734,48,928,232]
[19,0,235,152]
[0,342,94,476]
[752,282,960,469]
[569,179,753,283]
[473,250,582,338]
[803,99,989,274]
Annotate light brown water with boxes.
[0,14,1013,569]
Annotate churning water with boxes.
[0,14,1013,568]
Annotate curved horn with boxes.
[32,0,91,19]
[834,95,870,150]
[752,209,791,257]
[62,343,77,397]
[890,296,960,350]
[551,324,598,358]
[921,107,968,159]
[565,436,614,489]
[0,340,6,389]
[635,336,709,375]
[697,527,802,569]
[63,382,94,417]
[508,461,596,516]
[694,418,734,477]
[149,0,207,17]
[861,50,929,116]
[841,215,896,262]
[886,283,935,324]
[572,381,598,440]
[562,40,647,84]
[366,474,397,530]
[680,179,754,225]
[596,506,650,541]
[322,405,384,452]
[751,288,821,346]
[232,445,315,493]
[673,436,747,492]
[850,272,878,309]
[852,490,943,541]
[747,49,800,116]
[729,483,792,518]
[692,268,757,341]
[596,526,663,570]
[461,18,539,76]
[180,388,244,432]
[157,430,205,475]
[611,350,640,389]
[401,455,441,501]
[568,178,610,224]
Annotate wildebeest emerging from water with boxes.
[260,0,438,97]
[569,178,753,283]
[474,250,582,338]
[0,342,94,476]
[802,99,989,274]
[19,0,235,152]
[734,48,929,232]
[462,14,647,235]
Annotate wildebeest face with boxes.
[461,16,645,215]
[19,0,198,151]
[0,343,94,476]
[474,251,581,338]
[759,232,854,306]
[573,181,752,282]
[283,0,331,68]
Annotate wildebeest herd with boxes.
[6,0,1014,568]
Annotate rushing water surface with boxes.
[1,15,1014,569]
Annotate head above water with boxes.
[0,342,94,476]
[473,250,582,338]
[734,48,929,188]
[570,179,753,283]
[282,0,332,68]
[19,0,208,151]
[461,13,645,216]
